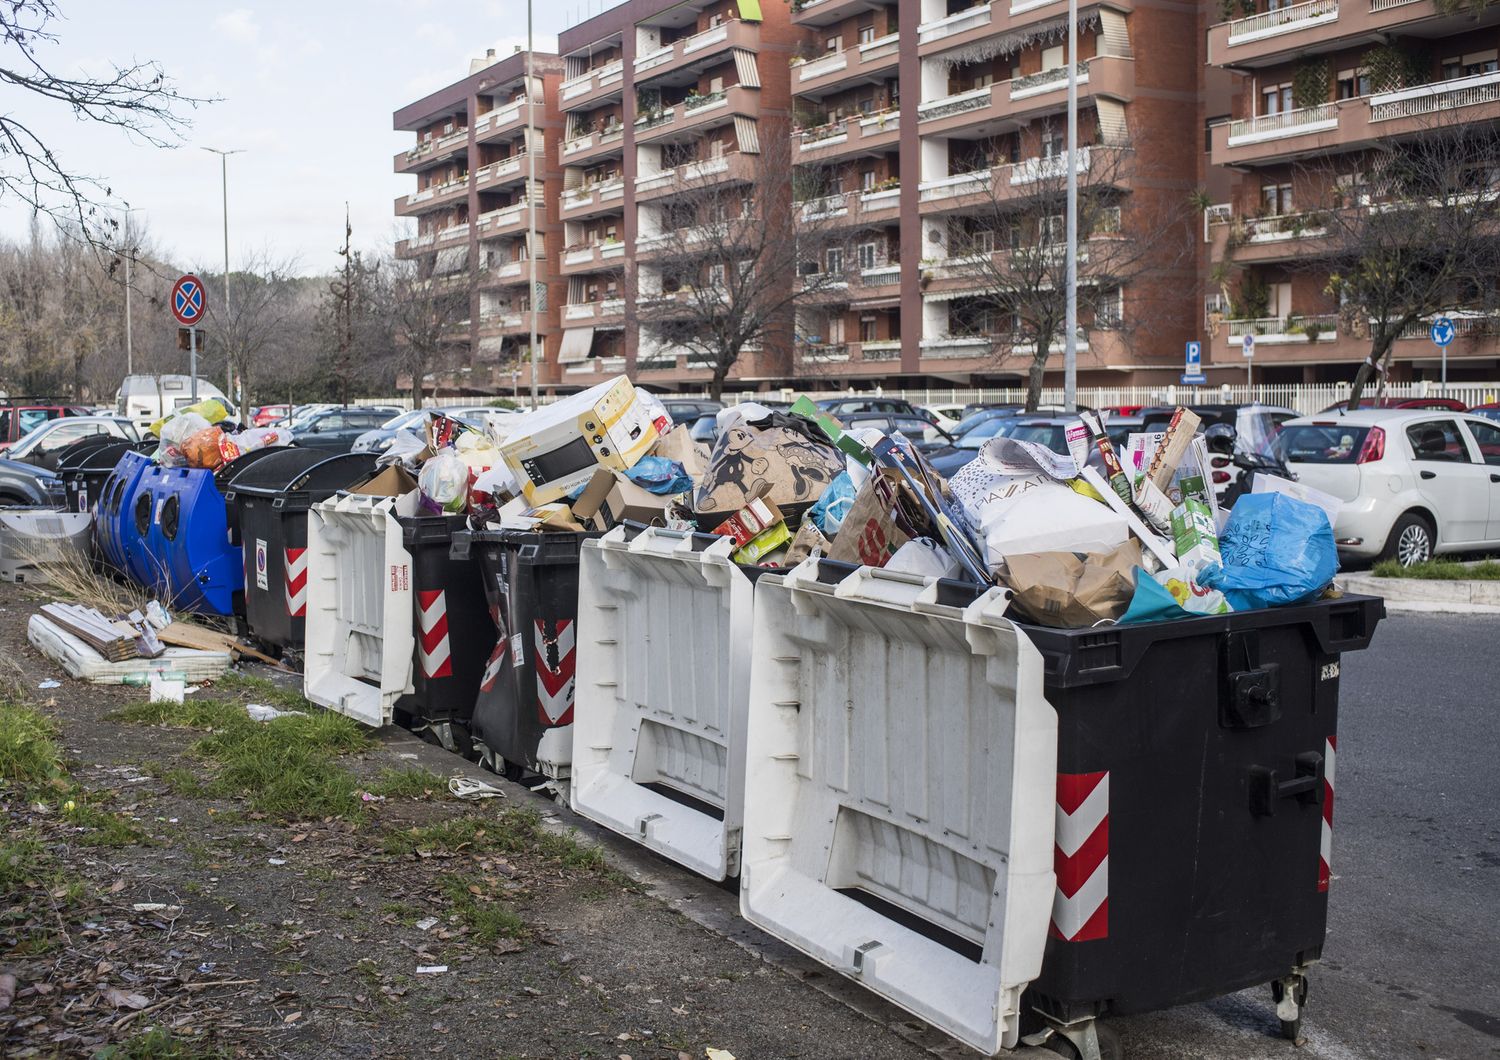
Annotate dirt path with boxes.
[0,582,935,1060]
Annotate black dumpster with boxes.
[393,514,496,754]
[1007,595,1385,1045]
[58,439,151,514]
[227,449,377,655]
[451,528,603,779]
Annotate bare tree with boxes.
[0,1,208,239]
[1292,119,1500,408]
[943,134,1194,410]
[387,252,473,410]
[199,251,313,411]
[635,122,858,400]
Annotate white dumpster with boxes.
[0,508,92,584]
[571,526,758,880]
[739,560,1057,1055]
[302,492,417,727]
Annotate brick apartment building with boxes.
[392,0,1500,394]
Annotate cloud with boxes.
[214,8,259,42]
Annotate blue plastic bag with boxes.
[808,470,856,536]
[623,456,693,496]
[1197,493,1338,610]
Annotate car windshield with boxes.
[955,416,1013,449]
[1005,423,1069,454]
[382,409,425,430]
[1279,424,1373,463]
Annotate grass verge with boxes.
[385,807,611,874]
[439,874,525,942]
[0,700,64,792]
[368,765,446,799]
[96,1028,226,1059]
[1373,558,1500,579]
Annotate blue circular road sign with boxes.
[1431,317,1455,347]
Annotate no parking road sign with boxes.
[171,274,207,326]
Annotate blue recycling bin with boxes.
[95,449,155,574]
[131,465,240,615]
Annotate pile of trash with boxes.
[373,378,1337,629]
[148,398,293,469]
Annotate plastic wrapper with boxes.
[885,538,961,580]
[807,470,856,536]
[417,448,470,515]
[218,426,292,464]
[149,399,228,439]
[159,411,211,448]
[1121,566,1232,623]
[181,426,227,469]
[1197,493,1338,610]
[623,456,693,496]
[635,387,672,438]
[378,429,427,469]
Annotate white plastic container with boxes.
[0,507,92,584]
[571,526,756,880]
[739,560,1057,1055]
[302,492,418,727]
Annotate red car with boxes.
[1104,405,1146,416]
[251,404,291,427]
[1318,397,1467,413]
[0,403,92,450]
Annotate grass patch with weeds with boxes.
[96,1028,226,1059]
[385,807,620,879]
[64,798,147,848]
[109,697,244,729]
[0,700,64,793]
[368,765,446,799]
[1373,557,1500,579]
[439,874,525,942]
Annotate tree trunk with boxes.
[1025,341,1051,412]
[1346,332,1396,410]
[709,360,727,403]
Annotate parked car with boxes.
[817,397,937,425]
[350,405,508,454]
[688,414,719,447]
[251,404,291,427]
[0,457,65,507]
[295,407,402,452]
[0,403,92,450]
[1464,402,1500,423]
[4,416,139,472]
[841,414,955,453]
[924,411,1033,477]
[1278,409,1500,565]
[921,404,966,433]
[660,399,723,425]
[1318,397,1468,413]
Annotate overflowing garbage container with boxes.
[303,478,494,748]
[736,557,1383,1056]
[452,528,600,782]
[227,449,377,655]
[570,524,768,880]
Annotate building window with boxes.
[1041,126,1065,158]
[709,75,724,93]
[825,247,845,274]
[858,21,876,44]
[1042,45,1065,71]
[708,262,726,285]
[860,314,878,342]
[827,316,846,344]
[1262,83,1292,114]
[861,168,876,191]
[1261,183,1293,215]
[1041,214,1065,244]
[825,35,841,53]
[1336,68,1371,99]
[1097,288,1124,328]
[1094,205,1122,235]
[857,242,877,270]
[1444,50,1498,78]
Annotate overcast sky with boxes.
[0,1,609,276]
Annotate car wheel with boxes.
[1381,512,1434,567]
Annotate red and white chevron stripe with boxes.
[284,547,308,617]
[480,604,507,693]
[535,619,576,726]
[1052,771,1109,942]
[417,589,453,679]
[1319,735,1336,893]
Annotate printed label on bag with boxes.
[1320,662,1340,681]
[390,563,409,592]
[511,632,524,668]
[254,539,268,591]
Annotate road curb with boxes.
[1340,574,1500,614]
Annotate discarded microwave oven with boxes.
[499,376,660,505]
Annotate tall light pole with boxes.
[202,147,244,400]
[1063,0,1079,411]
[120,206,141,377]
[527,0,540,409]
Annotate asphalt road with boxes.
[1107,611,1500,1060]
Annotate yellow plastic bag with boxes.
[149,398,228,439]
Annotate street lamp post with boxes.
[202,147,244,401]
[527,0,539,409]
[1063,0,1079,411]
[120,206,141,377]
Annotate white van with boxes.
[115,375,235,429]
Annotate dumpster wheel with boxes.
[1272,972,1309,1045]
[1035,1019,1122,1060]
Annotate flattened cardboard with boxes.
[350,465,418,498]
[573,469,671,531]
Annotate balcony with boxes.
[635,85,754,145]
[793,32,901,95]
[478,310,543,338]
[561,240,626,274]
[916,58,1132,137]
[560,58,624,109]
[560,177,627,219]
[1213,73,1500,165]
[1208,0,1461,69]
[918,4,993,47]
[475,151,541,190]
[395,177,470,217]
[474,98,534,144]
[1211,209,1330,264]
[796,107,901,161]
[791,0,892,26]
[1224,0,1338,46]
[632,19,759,86]
[919,335,994,360]
[560,122,627,164]
[916,148,1113,213]
[476,201,536,238]
[635,151,756,201]
[1224,314,1339,344]
[395,129,468,174]
[433,222,472,248]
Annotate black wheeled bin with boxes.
[226,449,377,654]
[59,439,152,515]
[1011,593,1385,1046]
[394,513,496,752]
[450,528,603,780]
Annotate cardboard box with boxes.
[733,520,791,565]
[500,376,661,505]
[652,427,710,483]
[573,469,671,532]
[1145,408,1203,492]
[712,497,783,548]
[1170,497,1221,577]
[350,465,418,498]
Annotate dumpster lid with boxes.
[226,448,377,502]
[213,445,293,489]
[55,436,129,474]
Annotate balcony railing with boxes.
[1011,63,1089,100]
[798,192,849,220]
[635,106,676,131]
[920,335,993,359]
[861,340,902,360]
[918,85,992,122]
[1234,210,1328,242]
[682,22,730,54]
[860,264,901,286]
[1226,314,1339,341]
[1397,313,1496,339]
[682,90,728,114]
[475,98,525,135]
[1226,102,1337,145]
[637,155,732,193]
[798,121,848,147]
[635,46,674,74]
[860,32,901,62]
[798,51,847,81]
[1369,70,1500,122]
[561,59,623,101]
[1010,147,1091,185]
[918,3,993,44]
[1369,0,1421,10]
[1224,0,1338,43]
[918,169,991,200]
[799,342,850,363]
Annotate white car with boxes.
[1278,409,1500,565]
[922,403,965,433]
